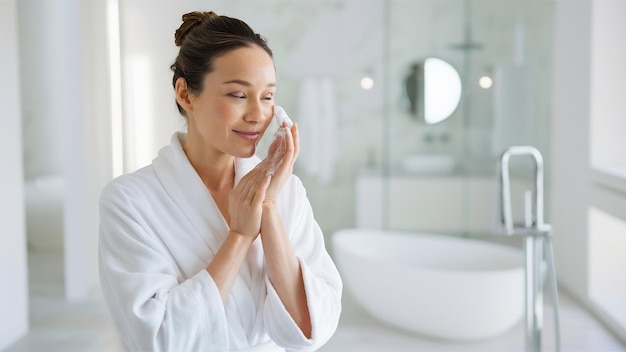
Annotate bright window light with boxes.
[130,56,154,170]
[107,0,123,178]
[589,207,626,329]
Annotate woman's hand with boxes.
[261,122,299,203]
[256,122,310,337]
[228,169,271,237]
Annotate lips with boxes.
[233,130,261,141]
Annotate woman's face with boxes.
[187,45,276,158]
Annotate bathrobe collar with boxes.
[151,132,261,255]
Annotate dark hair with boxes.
[170,11,273,116]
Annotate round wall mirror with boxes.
[404,58,462,124]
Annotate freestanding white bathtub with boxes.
[332,228,525,341]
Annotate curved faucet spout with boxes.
[498,145,545,235]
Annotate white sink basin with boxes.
[401,154,456,174]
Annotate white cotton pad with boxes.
[273,105,294,128]
[261,106,293,175]
[255,105,293,172]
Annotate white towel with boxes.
[297,76,339,184]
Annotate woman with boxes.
[98,11,342,352]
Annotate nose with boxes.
[243,100,270,124]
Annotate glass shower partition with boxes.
[378,0,554,241]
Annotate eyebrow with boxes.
[222,79,276,88]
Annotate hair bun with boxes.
[174,11,217,47]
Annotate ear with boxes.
[175,77,193,114]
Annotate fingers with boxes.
[229,168,269,237]
[283,122,299,164]
[259,122,300,202]
[292,123,300,160]
[267,133,284,161]
[253,174,271,206]
[241,168,267,201]
[277,125,295,172]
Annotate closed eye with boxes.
[229,93,246,99]
[263,92,274,101]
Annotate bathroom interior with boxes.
[2,0,626,351]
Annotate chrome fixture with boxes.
[496,146,561,352]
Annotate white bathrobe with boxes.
[99,132,342,352]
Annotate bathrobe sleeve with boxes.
[262,176,343,351]
[98,178,229,352]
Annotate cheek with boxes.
[263,105,274,126]
[209,101,240,124]
[257,111,273,138]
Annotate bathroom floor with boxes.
[320,290,626,352]
[5,250,626,352]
